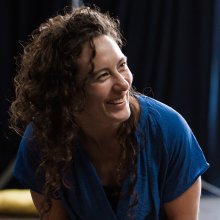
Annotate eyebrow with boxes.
[92,56,128,75]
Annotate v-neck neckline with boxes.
[70,95,146,219]
[77,144,133,219]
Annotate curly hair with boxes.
[10,6,139,218]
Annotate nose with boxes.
[112,73,130,92]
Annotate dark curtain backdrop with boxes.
[84,0,220,187]
[1,0,219,189]
[207,0,220,189]
[0,0,72,188]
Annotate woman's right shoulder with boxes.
[18,122,40,155]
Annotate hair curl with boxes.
[10,6,139,218]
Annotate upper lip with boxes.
[107,96,126,104]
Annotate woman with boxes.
[10,6,209,220]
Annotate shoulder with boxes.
[135,95,195,154]
[134,95,209,204]
[136,95,190,133]
[13,123,44,192]
[18,123,39,155]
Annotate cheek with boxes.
[86,85,107,103]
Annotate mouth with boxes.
[107,97,126,105]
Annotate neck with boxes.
[77,113,121,143]
[79,125,120,152]
[79,129,124,186]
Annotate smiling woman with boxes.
[76,35,132,130]
[10,5,209,220]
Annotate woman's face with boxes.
[77,35,133,128]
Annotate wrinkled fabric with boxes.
[13,95,209,219]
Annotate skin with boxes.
[163,177,202,220]
[31,178,201,219]
[76,35,133,143]
[75,35,134,186]
[30,190,70,220]
[31,35,202,219]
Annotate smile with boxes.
[107,97,126,105]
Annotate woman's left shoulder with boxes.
[136,95,190,133]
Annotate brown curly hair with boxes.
[10,6,139,218]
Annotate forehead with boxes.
[77,35,123,78]
[92,35,124,69]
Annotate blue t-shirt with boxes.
[13,95,209,220]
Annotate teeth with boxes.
[108,98,124,104]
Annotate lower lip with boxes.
[107,100,127,109]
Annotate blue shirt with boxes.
[13,95,209,219]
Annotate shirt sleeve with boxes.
[13,123,45,194]
[160,109,209,203]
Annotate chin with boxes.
[113,110,131,123]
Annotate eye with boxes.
[119,61,128,71]
[121,61,127,66]
[96,72,110,81]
